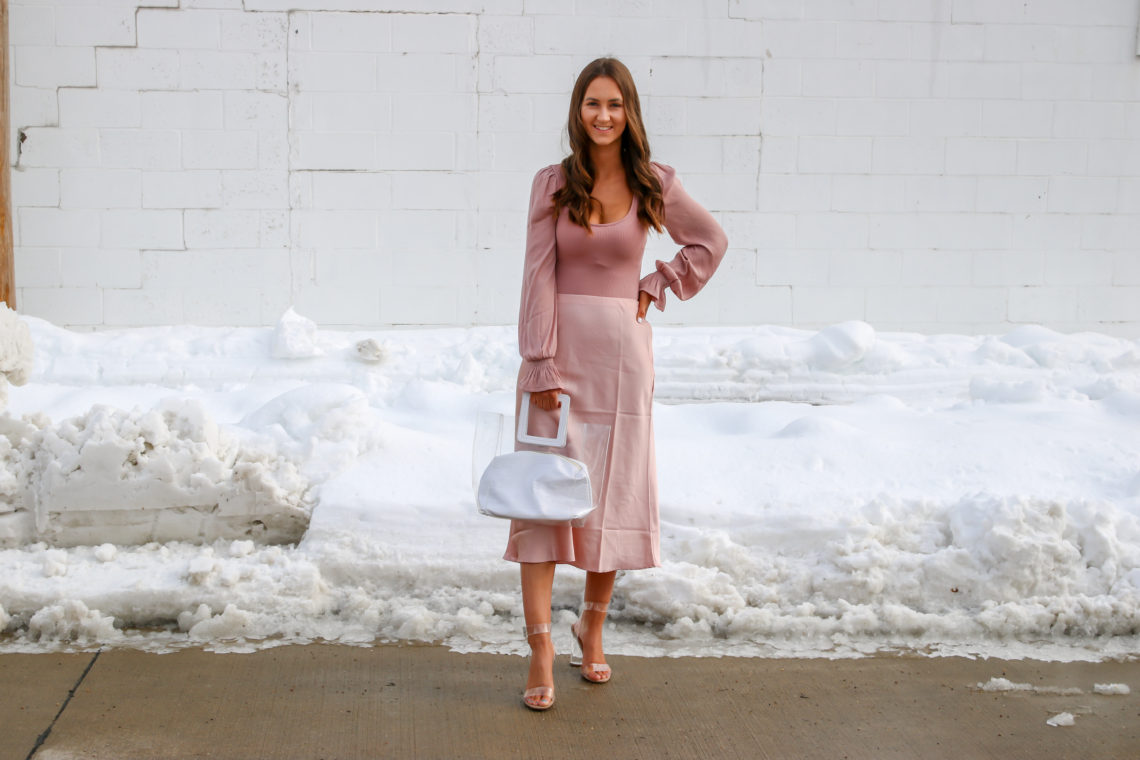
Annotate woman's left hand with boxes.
[637,291,654,322]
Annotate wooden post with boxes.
[0,0,15,309]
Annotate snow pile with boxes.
[1,314,1139,657]
[272,308,323,359]
[0,304,34,412]
[1093,683,1131,695]
[1046,712,1075,727]
[978,678,1082,696]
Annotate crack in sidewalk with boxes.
[25,649,102,760]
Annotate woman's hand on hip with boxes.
[531,388,563,411]
[637,291,654,322]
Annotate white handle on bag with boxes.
[517,392,571,447]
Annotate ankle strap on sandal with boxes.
[581,601,609,614]
[524,622,552,636]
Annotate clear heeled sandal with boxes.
[522,622,555,711]
[569,601,612,683]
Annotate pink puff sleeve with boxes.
[517,165,565,392]
[638,162,728,312]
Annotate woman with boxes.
[507,57,728,711]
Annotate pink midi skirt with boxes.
[503,293,659,572]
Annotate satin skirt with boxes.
[503,293,658,572]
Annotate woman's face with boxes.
[579,76,626,148]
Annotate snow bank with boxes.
[0,304,34,412]
[1,315,1138,658]
[1046,712,1075,727]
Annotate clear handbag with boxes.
[473,393,610,526]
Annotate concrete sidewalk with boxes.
[3,645,1138,760]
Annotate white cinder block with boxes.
[761,60,800,97]
[1021,62,1092,101]
[309,12,391,52]
[972,250,1044,286]
[688,98,761,136]
[305,93,389,131]
[945,138,1016,175]
[685,19,765,58]
[729,0,803,21]
[10,5,54,46]
[611,18,688,57]
[391,173,474,211]
[1007,286,1078,322]
[184,288,263,326]
[683,173,757,212]
[15,46,95,88]
[141,92,224,130]
[381,284,468,325]
[293,281,381,327]
[308,172,391,210]
[720,212,796,248]
[1090,63,1140,102]
[1082,215,1140,251]
[980,100,1053,138]
[798,136,872,174]
[14,248,62,288]
[257,130,288,170]
[836,20,910,59]
[391,13,476,54]
[60,169,141,209]
[1119,178,1140,214]
[493,55,574,94]
[96,49,180,90]
[60,249,143,289]
[225,91,288,130]
[720,136,762,175]
[144,249,291,291]
[58,89,141,129]
[983,24,1059,63]
[899,250,973,286]
[478,94,533,133]
[392,93,476,132]
[289,52,377,92]
[1044,250,1113,286]
[935,286,1006,322]
[379,210,457,250]
[55,6,136,46]
[254,52,287,91]
[1016,140,1087,176]
[478,15,533,54]
[904,176,976,212]
[909,22,984,60]
[865,286,937,322]
[293,210,377,248]
[761,98,836,136]
[831,175,906,212]
[907,100,981,137]
[532,15,604,54]
[103,288,183,327]
[757,174,831,212]
[836,100,908,136]
[761,21,837,58]
[1053,101,1129,139]
[100,130,181,170]
[18,209,100,247]
[182,131,258,170]
[101,210,183,250]
[1011,214,1081,250]
[21,287,103,326]
[11,168,61,207]
[259,210,290,248]
[180,51,259,90]
[647,58,727,98]
[143,171,223,209]
[376,133,456,171]
[377,53,468,92]
[1056,26,1136,65]
[977,177,1047,213]
[221,10,288,51]
[1047,177,1119,214]
[11,87,59,133]
[1113,251,1140,284]
[644,97,687,136]
[313,249,389,285]
[937,62,1021,100]
[185,210,261,248]
[1088,141,1140,178]
[793,286,865,324]
[1077,286,1140,323]
[871,137,945,174]
[222,171,289,209]
[19,128,99,168]
[802,59,874,97]
[797,214,868,249]
[828,250,900,285]
[869,213,1009,250]
[755,250,829,286]
[137,9,221,49]
[292,133,376,171]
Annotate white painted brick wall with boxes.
[9,1,1140,336]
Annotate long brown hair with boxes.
[552,58,665,233]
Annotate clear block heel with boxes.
[569,601,612,683]
[522,622,555,711]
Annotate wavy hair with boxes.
[552,58,665,233]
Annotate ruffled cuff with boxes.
[638,269,670,312]
[518,357,563,392]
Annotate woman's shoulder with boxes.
[533,163,566,191]
[649,161,677,190]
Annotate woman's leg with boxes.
[578,570,616,667]
[521,561,557,706]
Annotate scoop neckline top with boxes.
[589,197,637,228]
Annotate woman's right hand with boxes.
[531,389,563,411]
